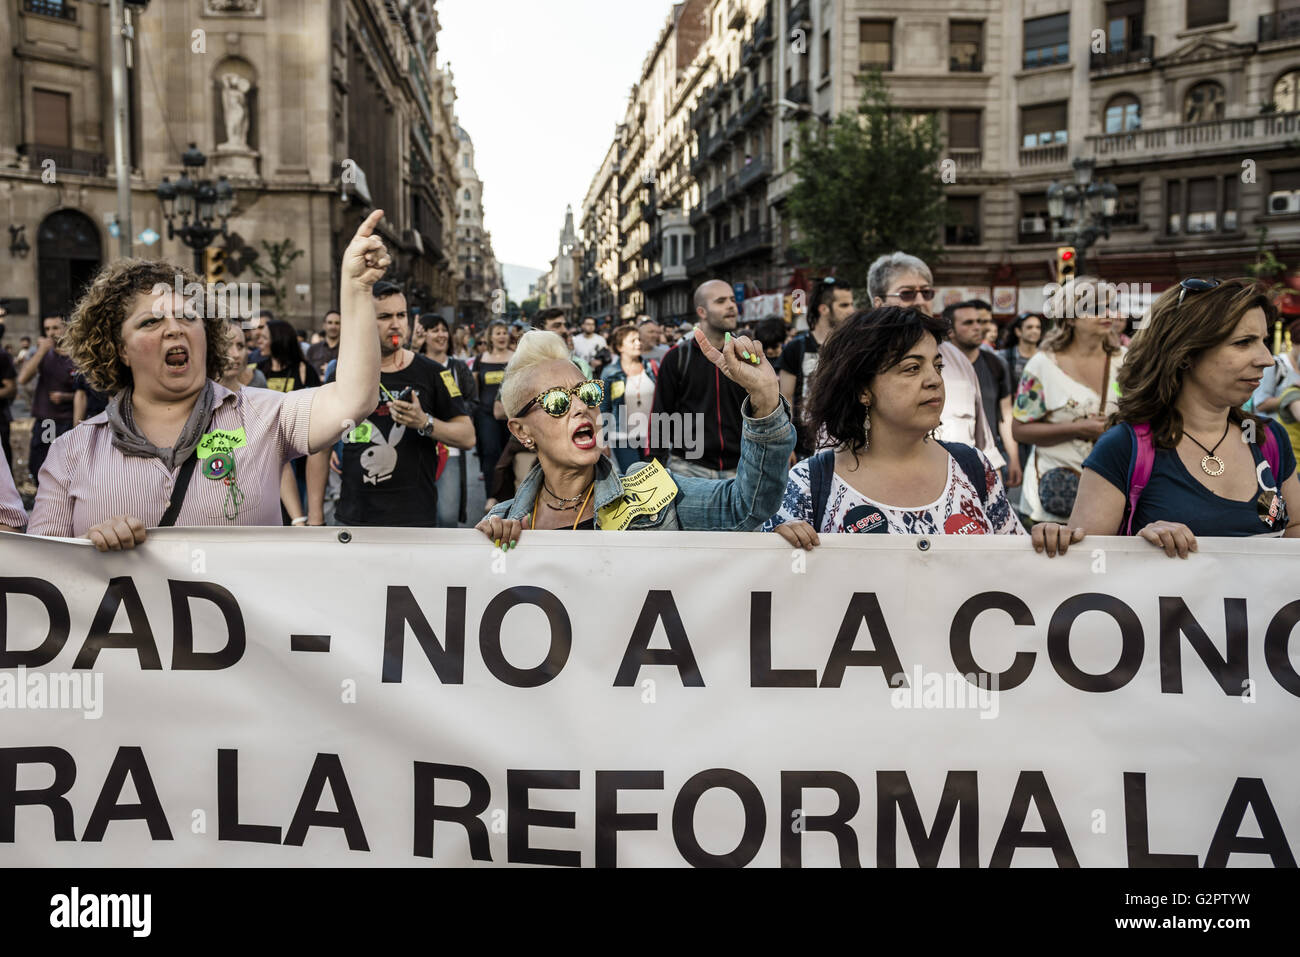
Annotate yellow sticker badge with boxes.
[196,427,248,459]
[610,379,625,401]
[484,370,505,386]
[597,460,679,531]
[440,369,462,398]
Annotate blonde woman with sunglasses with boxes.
[476,329,795,546]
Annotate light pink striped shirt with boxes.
[29,382,314,537]
[0,443,26,529]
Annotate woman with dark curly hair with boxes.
[1034,278,1300,558]
[29,210,391,550]
[761,307,1026,548]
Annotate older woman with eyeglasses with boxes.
[476,328,795,545]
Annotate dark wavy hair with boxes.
[1115,277,1275,448]
[63,258,231,395]
[805,306,951,454]
[265,319,301,371]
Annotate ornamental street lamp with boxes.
[1046,157,1117,276]
[155,143,233,274]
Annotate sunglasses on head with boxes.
[1176,277,1221,309]
[517,379,605,418]
[886,287,937,304]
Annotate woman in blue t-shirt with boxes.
[1034,278,1300,558]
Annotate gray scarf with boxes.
[106,381,217,471]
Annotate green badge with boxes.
[197,427,248,459]
[203,452,234,480]
[346,422,374,444]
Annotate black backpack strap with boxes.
[939,441,990,507]
[808,449,835,530]
[158,453,201,528]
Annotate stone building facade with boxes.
[453,122,500,330]
[575,0,1300,325]
[0,0,463,337]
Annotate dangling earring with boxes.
[862,403,871,451]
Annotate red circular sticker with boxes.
[944,513,986,536]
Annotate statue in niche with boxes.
[218,73,252,149]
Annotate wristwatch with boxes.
[417,414,434,438]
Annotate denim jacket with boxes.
[488,396,796,530]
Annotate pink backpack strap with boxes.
[1261,421,1281,479]
[1125,423,1156,536]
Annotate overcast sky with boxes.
[436,0,675,271]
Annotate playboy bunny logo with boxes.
[360,423,405,484]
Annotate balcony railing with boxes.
[949,148,982,171]
[620,201,643,234]
[1085,111,1300,161]
[725,112,741,139]
[1260,10,1300,43]
[860,57,893,73]
[22,144,106,176]
[690,97,712,129]
[788,0,810,30]
[754,13,773,49]
[727,0,745,29]
[724,174,738,199]
[737,152,772,189]
[706,186,723,211]
[1019,142,1068,166]
[787,80,809,105]
[685,251,708,274]
[1090,35,1154,71]
[23,0,76,21]
[949,54,982,72]
[739,82,772,127]
[705,130,729,158]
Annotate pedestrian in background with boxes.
[1012,277,1125,526]
[17,315,77,488]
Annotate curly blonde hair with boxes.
[62,259,233,395]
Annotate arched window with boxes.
[1274,70,1300,113]
[463,188,472,201]
[1184,81,1225,123]
[1104,94,1141,133]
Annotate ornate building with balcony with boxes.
[0,0,462,334]
[580,138,621,320]
[823,0,1300,313]
[578,0,1300,327]
[454,124,500,330]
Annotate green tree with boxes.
[786,72,951,290]
[247,237,305,315]
[520,297,540,320]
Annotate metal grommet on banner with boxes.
[338,530,352,544]
[917,538,931,552]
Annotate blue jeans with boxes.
[436,452,465,527]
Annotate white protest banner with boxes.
[2,530,1297,867]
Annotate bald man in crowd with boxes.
[647,279,752,478]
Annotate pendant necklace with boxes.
[542,480,592,511]
[1184,421,1231,477]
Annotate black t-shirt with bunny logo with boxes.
[333,353,470,527]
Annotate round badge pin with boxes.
[203,452,233,480]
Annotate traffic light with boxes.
[205,247,226,284]
[1055,246,1076,285]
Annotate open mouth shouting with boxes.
[164,345,190,373]
[571,420,597,450]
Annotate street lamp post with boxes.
[156,143,234,275]
[1046,157,1118,276]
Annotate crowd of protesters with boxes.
[1,226,1297,558]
